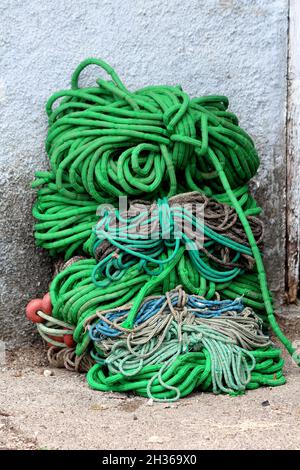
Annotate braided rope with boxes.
[43,58,258,202]
[26,58,298,403]
[85,286,277,399]
[88,348,285,400]
[92,193,262,306]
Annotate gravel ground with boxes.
[0,345,299,450]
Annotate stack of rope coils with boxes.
[26,58,298,401]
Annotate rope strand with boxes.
[26,58,297,403]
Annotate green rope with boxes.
[87,348,285,400]
[85,286,281,400]
[27,58,298,403]
[48,252,270,357]
[32,58,261,258]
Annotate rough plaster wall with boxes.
[0,0,288,346]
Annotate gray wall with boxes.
[0,0,288,346]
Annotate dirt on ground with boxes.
[0,344,299,450]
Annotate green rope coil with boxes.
[43,58,258,203]
[28,58,299,403]
[87,348,285,400]
[32,57,261,259]
[48,251,271,358]
[32,177,261,259]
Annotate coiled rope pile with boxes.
[26,58,298,401]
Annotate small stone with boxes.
[43,369,54,377]
[147,398,154,406]
[90,403,108,411]
[133,415,138,421]
[261,400,270,407]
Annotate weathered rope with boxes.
[88,348,285,400]
[92,192,262,288]
[42,58,259,202]
[86,287,282,400]
[26,58,298,403]
[32,180,261,259]
[47,346,94,372]
[32,58,261,259]
[47,252,270,358]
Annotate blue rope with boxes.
[89,293,244,340]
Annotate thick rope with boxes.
[86,287,283,400]
[26,58,298,403]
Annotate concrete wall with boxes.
[0,0,288,346]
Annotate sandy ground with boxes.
[0,344,300,450]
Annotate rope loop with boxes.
[27,58,296,402]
